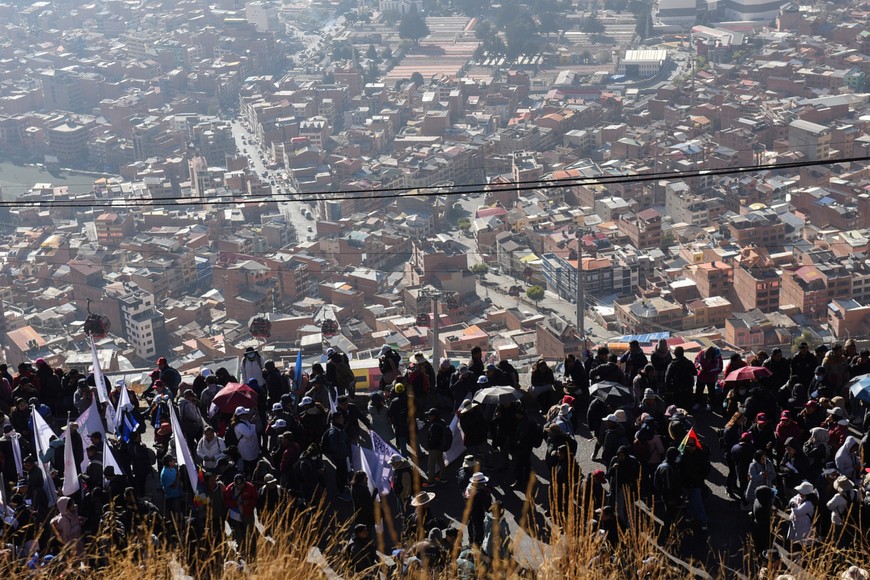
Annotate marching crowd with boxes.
[0,337,867,577]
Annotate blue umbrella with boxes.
[848,373,870,403]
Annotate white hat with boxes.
[794,481,816,495]
[605,413,619,422]
[299,396,313,406]
[461,455,477,468]
[201,368,213,377]
[263,473,277,484]
[476,376,488,385]
[411,491,436,507]
[234,406,250,416]
[271,402,283,412]
[379,344,391,356]
[828,406,846,418]
[469,472,489,484]
[643,388,655,399]
[614,409,628,423]
[114,379,126,389]
[389,454,404,464]
[272,419,287,429]
[326,348,335,357]
[459,399,476,412]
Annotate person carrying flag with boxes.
[678,428,711,532]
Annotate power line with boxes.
[0,136,859,193]
[1,153,867,209]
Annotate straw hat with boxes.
[411,491,436,507]
[794,481,816,495]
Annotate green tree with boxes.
[505,14,538,58]
[792,330,819,355]
[471,263,489,275]
[475,20,493,40]
[582,10,605,35]
[410,71,425,86]
[458,217,471,232]
[366,44,379,61]
[399,9,430,44]
[526,285,545,304]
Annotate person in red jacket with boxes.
[774,410,803,457]
[224,473,258,556]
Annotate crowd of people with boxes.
[0,337,867,577]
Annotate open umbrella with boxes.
[589,381,632,406]
[211,382,258,414]
[473,386,523,405]
[724,366,771,383]
[848,373,870,403]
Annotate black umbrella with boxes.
[589,381,632,406]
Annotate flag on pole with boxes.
[327,387,337,415]
[90,336,109,404]
[30,410,58,507]
[352,444,388,496]
[678,427,702,453]
[114,379,139,442]
[294,350,303,392]
[443,415,466,466]
[103,437,123,476]
[74,396,106,443]
[62,420,80,496]
[168,401,199,491]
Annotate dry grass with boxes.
[2,466,868,578]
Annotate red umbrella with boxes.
[724,366,771,383]
[211,382,258,414]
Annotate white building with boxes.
[617,50,669,77]
[378,0,421,14]
[118,289,166,361]
[656,0,699,26]
[723,0,786,22]
[245,1,280,32]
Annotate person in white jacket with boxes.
[786,481,817,547]
[240,347,265,386]
[826,475,859,547]
[196,425,226,471]
[232,407,260,474]
[835,435,860,481]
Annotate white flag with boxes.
[117,380,134,413]
[103,437,124,476]
[105,401,117,435]
[168,402,199,491]
[30,410,58,507]
[443,415,467,466]
[62,420,80,496]
[352,444,388,496]
[90,337,109,404]
[74,396,106,443]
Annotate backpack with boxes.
[439,423,454,452]
[224,423,239,447]
[531,423,545,448]
[633,439,652,464]
[654,462,677,499]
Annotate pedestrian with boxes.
[679,436,711,531]
[423,408,448,486]
[240,347,265,386]
[196,426,226,472]
[321,412,351,501]
[464,472,492,547]
[389,454,413,513]
[224,472,258,555]
[786,481,818,549]
[350,471,377,531]
[751,485,776,556]
[693,346,722,412]
[343,523,378,575]
[664,346,697,410]
[511,406,543,489]
[388,383,411,457]
[481,500,510,562]
[231,406,259,474]
[160,455,184,530]
[745,449,777,508]
[654,447,682,533]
